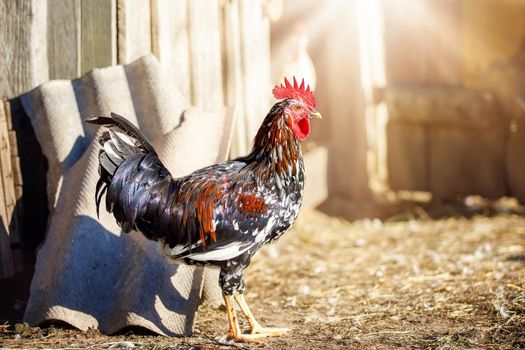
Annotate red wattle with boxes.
[292,118,311,141]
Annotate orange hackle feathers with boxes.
[272,77,317,109]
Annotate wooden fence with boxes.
[0,0,272,279]
[361,0,525,204]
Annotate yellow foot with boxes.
[227,331,269,343]
[251,325,290,336]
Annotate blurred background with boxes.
[1,0,525,338]
[272,0,525,219]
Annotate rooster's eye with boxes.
[293,106,302,112]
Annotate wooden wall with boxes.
[270,0,525,218]
[368,0,525,202]
[0,0,272,278]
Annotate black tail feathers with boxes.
[85,113,156,153]
[85,113,156,217]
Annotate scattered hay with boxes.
[490,288,525,348]
[1,209,524,349]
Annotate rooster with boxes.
[86,77,322,342]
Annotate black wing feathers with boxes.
[87,113,276,262]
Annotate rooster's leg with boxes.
[223,293,268,343]
[234,292,290,336]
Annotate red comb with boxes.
[272,77,317,109]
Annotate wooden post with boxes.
[238,0,272,139]
[0,103,19,245]
[150,0,191,102]
[221,0,247,157]
[0,0,48,99]
[221,0,273,156]
[0,102,14,278]
[188,0,223,110]
[81,0,117,74]
[117,0,151,64]
[47,0,81,80]
[0,0,48,278]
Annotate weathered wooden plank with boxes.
[429,126,506,200]
[6,101,23,203]
[4,102,23,218]
[0,102,14,279]
[0,102,19,245]
[221,0,247,157]
[117,0,151,64]
[8,133,17,157]
[425,0,462,86]
[387,122,428,192]
[311,3,370,201]
[47,0,81,79]
[222,0,272,155]
[303,146,328,208]
[151,0,191,102]
[80,0,117,74]
[188,0,223,110]
[13,180,23,201]
[382,0,427,84]
[384,85,505,198]
[238,0,272,139]
[2,101,22,273]
[0,0,47,278]
[385,86,499,129]
[0,0,48,99]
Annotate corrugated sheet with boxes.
[20,55,231,336]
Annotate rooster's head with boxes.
[272,77,322,141]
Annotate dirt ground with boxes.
[1,207,524,349]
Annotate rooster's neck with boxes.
[250,104,303,180]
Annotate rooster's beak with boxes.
[309,110,322,120]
